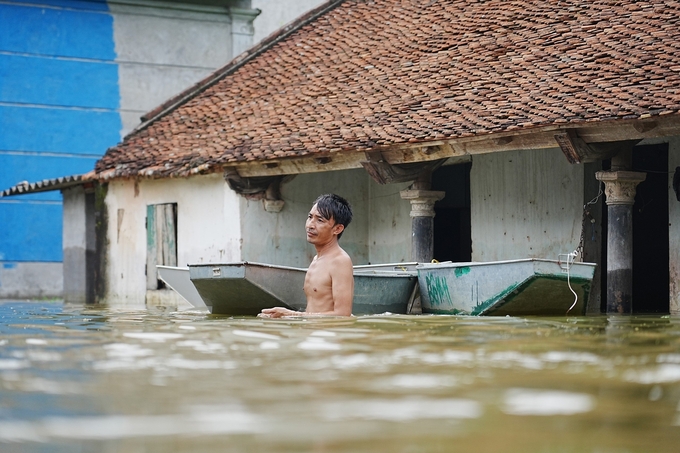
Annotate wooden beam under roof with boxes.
[227,116,680,178]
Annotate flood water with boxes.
[1,300,679,452]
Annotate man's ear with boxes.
[332,223,345,236]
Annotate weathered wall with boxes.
[0,0,260,299]
[100,167,409,307]
[251,0,325,44]
[62,186,93,304]
[238,168,414,268]
[240,169,370,267]
[110,0,258,137]
[0,263,63,300]
[104,174,241,307]
[367,180,412,264]
[470,148,584,262]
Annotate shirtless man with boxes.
[259,194,354,318]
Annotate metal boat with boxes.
[187,261,418,316]
[157,265,208,310]
[417,258,596,316]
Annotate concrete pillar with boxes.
[399,189,445,263]
[596,169,646,313]
[229,7,260,58]
[62,185,97,304]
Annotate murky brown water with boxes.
[1,300,679,452]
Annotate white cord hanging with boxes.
[559,183,604,316]
[558,251,579,315]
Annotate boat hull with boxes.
[189,262,306,316]
[188,262,418,316]
[157,265,208,310]
[417,259,596,316]
[353,270,418,315]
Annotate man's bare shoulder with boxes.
[329,246,352,267]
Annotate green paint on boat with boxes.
[425,273,453,307]
[470,281,523,316]
[454,266,471,278]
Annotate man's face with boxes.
[305,204,343,245]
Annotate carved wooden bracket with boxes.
[554,130,593,164]
[360,151,446,184]
[554,130,640,164]
[224,167,294,211]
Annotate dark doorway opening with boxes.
[632,144,669,313]
[600,144,669,313]
[432,163,472,262]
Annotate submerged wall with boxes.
[239,168,414,268]
[0,0,120,299]
[367,180,412,264]
[103,174,241,307]
[0,0,259,300]
[239,169,371,268]
[99,168,412,308]
[470,147,584,262]
[97,142,680,311]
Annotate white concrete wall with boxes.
[0,262,62,300]
[110,1,237,137]
[470,147,583,262]
[62,186,89,303]
[368,180,412,264]
[63,187,87,253]
[104,173,241,307]
[251,0,326,43]
[238,169,414,268]
[98,142,680,310]
[111,0,322,138]
[240,169,371,267]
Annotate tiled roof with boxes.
[0,173,93,197]
[96,0,680,179]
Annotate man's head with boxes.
[312,194,353,239]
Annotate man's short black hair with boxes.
[313,193,352,239]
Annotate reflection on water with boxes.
[1,300,680,452]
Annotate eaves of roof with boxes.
[0,173,95,198]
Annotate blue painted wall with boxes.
[0,0,121,263]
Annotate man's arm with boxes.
[326,253,353,316]
[258,307,300,318]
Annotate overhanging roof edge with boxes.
[0,174,90,198]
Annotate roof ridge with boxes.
[127,0,347,140]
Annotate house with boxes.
[0,0,324,300]
[4,0,680,314]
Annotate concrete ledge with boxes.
[0,262,63,299]
[145,289,194,311]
